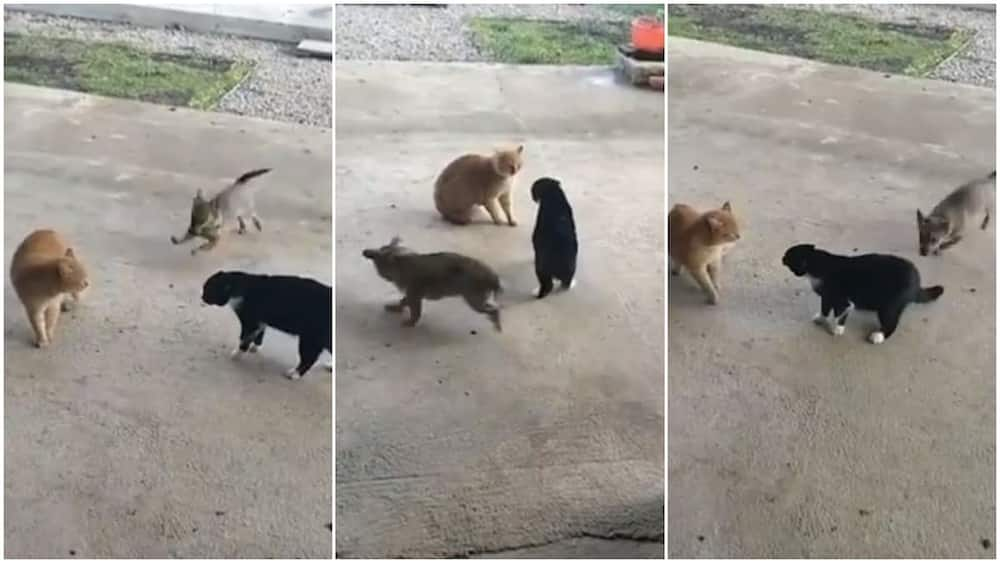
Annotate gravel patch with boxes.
[335,4,640,62]
[790,4,995,87]
[4,9,331,128]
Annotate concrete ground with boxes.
[668,38,995,558]
[4,84,332,558]
[335,62,664,558]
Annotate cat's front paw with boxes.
[868,331,886,345]
[284,367,302,380]
[507,219,518,227]
[705,294,719,305]
[831,325,845,336]
[812,313,827,325]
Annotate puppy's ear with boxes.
[721,201,732,212]
[65,247,75,258]
[516,144,524,154]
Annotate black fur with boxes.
[781,244,943,342]
[202,270,332,377]
[530,177,578,299]
[235,168,272,185]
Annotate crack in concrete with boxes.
[457,531,664,558]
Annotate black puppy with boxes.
[202,270,332,379]
[531,177,578,299]
[782,244,943,344]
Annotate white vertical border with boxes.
[328,2,341,553]
[1,4,6,558]
[662,0,670,556]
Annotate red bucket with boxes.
[631,16,664,53]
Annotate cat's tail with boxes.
[233,168,272,186]
[915,285,944,303]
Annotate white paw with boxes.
[284,367,302,380]
[324,360,333,372]
[248,343,258,353]
[812,313,829,325]
[230,347,243,359]
[532,287,542,297]
[832,325,845,336]
[868,331,885,345]
[566,279,577,290]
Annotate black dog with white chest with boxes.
[782,244,943,344]
[202,270,332,379]
[531,177,579,298]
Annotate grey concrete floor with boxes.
[4,84,332,558]
[335,62,664,558]
[668,38,995,558]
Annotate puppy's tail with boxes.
[915,285,944,303]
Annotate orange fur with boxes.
[9,229,90,347]
[668,201,741,305]
[433,145,524,226]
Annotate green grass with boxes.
[4,33,252,109]
[667,5,972,77]
[469,17,629,65]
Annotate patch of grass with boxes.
[4,33,252,109]
[469,17,628,65]
[667,5,972,77]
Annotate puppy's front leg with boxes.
[402,292,422,327]
[385,296,407,313]
[233,316,262,358]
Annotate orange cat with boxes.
[668,201,741,305]
[433,145,524,226]
[9,229,90,347]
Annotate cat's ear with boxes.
[64,247,75,258]
[389,236,402,247]
[916,209,925,223]
[195,189,205,201]
[721,201,732,212]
